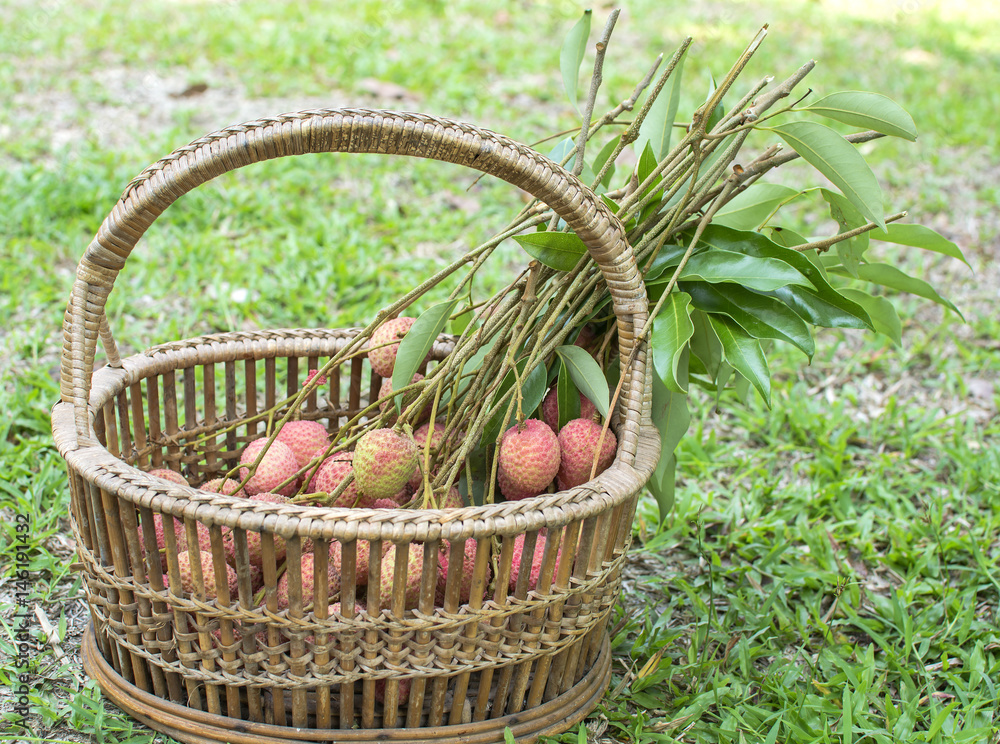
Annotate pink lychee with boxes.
[310,451,378,508]
[148,468,188,486]
[242,492,293,567]
[378,373,429,425]
[497,419,560,500]
[353,429,418,501]
[556,418,617,490]
[238,438,299,497]
[541,388,599,433]
[509,533,560,593]
[378,542,433,611]
[368,316,416,378]
[436,538,486,604]
[176,550,239,599]
[276,420,330,469]
[199,478,246,498]
[275,551,341,610]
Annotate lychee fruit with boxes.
[508,533,560,593]
[436,538,486,604]
[374,676,412,706]
[238,437,299,497]
[353,429,418,501]
[372,498,400,509]
[497,419,560,500]
[368,316,416,378]
[556,419,617,490]
[407,422,449,491]
[275,551,341,610]
[148,468,188,486]
[378,373,429,425]
[176,550,239,599]
[541,388,598,433]
[242,492,293,567]
[199,478,246,498]
[310,451,378,508]
[378,542,432,611]
[276,420,330,470]
[329,539,377,584]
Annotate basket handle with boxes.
[60,109,650,446]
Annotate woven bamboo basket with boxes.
[51,109,660,743]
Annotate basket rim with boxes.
[52,328,660,543]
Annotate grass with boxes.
[2,1,998,742]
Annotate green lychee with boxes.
[353,428,418,501]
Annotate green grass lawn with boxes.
[2,1,998,742]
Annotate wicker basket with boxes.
[51,109,660,743]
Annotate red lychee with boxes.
[276,420,330,469]
[310,451,378,508]
[497,419,560,500]
[541,388,598,433]
[368,316,416,378]
[556,418,617,490]
[242,492,293,567]
[353,429,418,501]
[378,542,433,611]
[238,437,299,497]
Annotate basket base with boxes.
[82,623,611,744]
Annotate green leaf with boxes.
[504,727,518,744]
[555,345,610,418]
[713,183,802,231]
[705,73,725,132]
[685,282,815,358]
[806,91,917,141]
[637,140,659,187]
[872,223,969,267]
[481,359,548,446]
[841,686,853,744]
[560,10,592,112]
[651,292,694,393]
[679,250,812,291]
[822,188,870,277]
[696,225,874,330]
[689,309,723,379]
[450,308,474,336]
[592,135,620,189]
[770,121,885,229]
[643,244,687,283]
[556,358,580,431]
[765,226,809,248]
[637,48,686,159]
[513,231,587,272]
[650,370,690,522]
[774,285,871,330]
[392,301,457,412]
[708,315,770,406]
[840,288,902,346]
[847,262,963,317]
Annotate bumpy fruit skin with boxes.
[508,533,560,593]
[371,498,400,509]
[329,539,378,584]
[354,429,418,501]
[276,420,330,469]
[436,538,485,604]
[541,388,598,433]
[368,317,416,377]
[148,468,188,486]
[378,543,432,611]
[276,551,340,610]
[556,418,617,490]
[378,373,428,425]
[239,438,300,497]
[199,478,246,498]
[242,492,292,567]
[497,419,560,500]
[407,422,449,492]
[176,551,239,598]
[311,452,376,508]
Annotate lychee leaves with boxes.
[391,300,458,415]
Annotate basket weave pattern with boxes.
[52,110,660,741]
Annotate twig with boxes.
[793,211,908,252]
